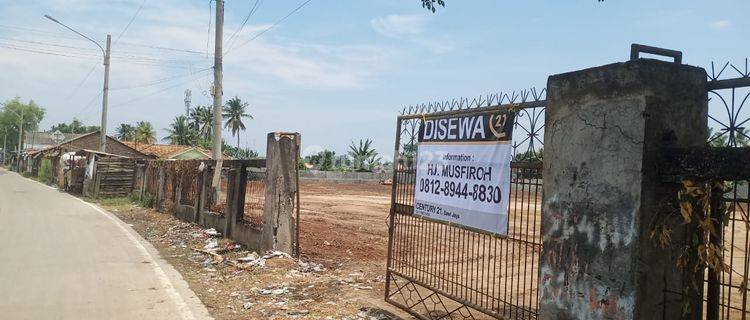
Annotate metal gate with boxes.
[700,60,750,320]
[385,90,547,319]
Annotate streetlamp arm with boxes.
[44,14,105,57]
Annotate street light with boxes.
[44,14,111,153]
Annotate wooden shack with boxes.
[26,131,149,189]
[78,149,136,198]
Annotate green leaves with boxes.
[348,138,381,172]
[164,116,198,146]
[222,96,253,149]
[421,0,445,13]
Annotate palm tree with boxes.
[348,138,380,171]
[222,96,253,149]
[134,121,156,144]
[115,123,135,141]
[164,116,197,145]
[189,106,213,142]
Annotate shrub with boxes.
[38,159,54,185]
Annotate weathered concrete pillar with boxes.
[539,59,707,319]
[262,132,300,254]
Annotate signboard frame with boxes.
[412,108,516,236]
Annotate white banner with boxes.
[413,141,512,235]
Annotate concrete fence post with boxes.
[539,59,707,319]
[156,164,165,211]
[262,132,300,254]
[223,164,242,238]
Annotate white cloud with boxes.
[710,20,731,29]
[370,14,430,38]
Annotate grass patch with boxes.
[22,172,38,180]
[95,197,134,210]
[129,190,155,208]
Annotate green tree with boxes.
[222,96,253,149]
[134,121,156,144]
[164,116,198,145]
[402,142,418,158]
[115,123,136,141]
[348,139,381,172]
[50,118,99,134]
[708,127,750,147]
[0,97,45,156]
[515,148,543,162]
[221,140,259,159]
[306,150,336,171]
[189,105,213,142]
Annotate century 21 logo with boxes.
[488,113,508,139]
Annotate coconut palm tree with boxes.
[164,116,197,145]
[348,138,380,171]
[115,123,135,141]
[222,97,253,149]
[134,121,156,144]
[189,106,213,142]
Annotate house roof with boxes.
[26,131,147,159]
[121,141,213,159]
[23,131,86,148]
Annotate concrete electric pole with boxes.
[44,15,111,153]
[212,0,224,161]
[2,129,6,166]
[16,108,23,170]
[101,35,111,152]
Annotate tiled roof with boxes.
[121,141,212,159]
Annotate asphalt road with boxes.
[0,168,211,319]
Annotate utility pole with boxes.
[212,0,224,161]
[211,0,225,198]
[2,128,7,166]
[100,35,111,152]
[16,108,23,170]
[44,15,110,152]
[184,89,192,117]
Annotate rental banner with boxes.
[413,110,514,235]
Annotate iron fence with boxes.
[386,96,546,319]
[243,167,266,228]
[703,59,750,320]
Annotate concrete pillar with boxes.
[539,59,707,319]
[262,132,300,253]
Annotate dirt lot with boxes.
[99,182,405,320]
[298,182,391,266]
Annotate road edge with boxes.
[8,168,213,320]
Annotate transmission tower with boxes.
[184,89,192,117]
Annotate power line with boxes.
[65,63,100,101]
[109,67,211,90]
[0,43,99,60]
[110,71,211,109]
[0,24,84,41]
[206,0,213,58]
[73,91,103,119]
[116,41,210,56]
[0,38,203,67]
[0,36,99,53]
[225,0,313,57]
[115,0,147,45]
[225,0,264,54]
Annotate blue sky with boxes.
[0,0,748,158]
